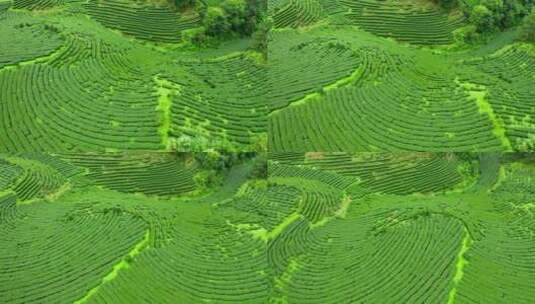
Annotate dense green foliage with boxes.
[268,0,535,152]
[0,3,266,152]
[2,0,534,303]
[264,152,535,303]
[0,152,269,303]
[433,0,534,41]
[464,0,532,32]
[2,152,534,302]
[179,0,266,47]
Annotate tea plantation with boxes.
[265,152,535,303]
[1,0,535,302]
[268,0,535,152]
[1,152,534,302]
[0,152,268,303]
[0,1,267,152]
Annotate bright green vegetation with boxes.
[341,0,466,45]
[169,55,267,150]
[1,152,535,302]
[447,228,471,304]
[268,1,535,152]
[265,152,535,303]
[59,153,198,196]
[0,1,266,152]
[83,0,200,43]
[450,0,532,43]
[2,0,535,301]
[12,0,65,10]
[0,152,269,303]
[270,0,323,28]
[73,230,151,304]
[154,77,175,148]
[0,13,63,68]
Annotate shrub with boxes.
[249,154,267,179]
[202,0,264,39]
[195,151,226,171]
[182,27,207,45]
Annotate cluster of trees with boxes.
[191,151,264,190]
[180,0,267,51]
[437,0,534,43]
[466,0,531,32]
[203,0,264,37]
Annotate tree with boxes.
[201,0,264,39]
[222,0,248,34]
[462,0,532,34]
[470,5,495,32]
[204,7,230,36]
[481,0,503,12]
[182,27,207,45]
[243,0,266,36]
[500,0,524,28]
[520,9,535,42]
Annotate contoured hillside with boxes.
[268,0,535,152]
[0,0,267,152]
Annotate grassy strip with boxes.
[447,229,472,304]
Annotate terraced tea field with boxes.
[1,152,535,303]
[2,0,533,152]
[0,1,266,152]
[2,0,535,302]
[0,152,269,303]
[266,152,535,303]
[268,0,535,152]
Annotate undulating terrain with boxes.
[268,0,535,152]
[1,0,535,303]
[0,152,268,303]
[1,152,535,303]
[0,0,266,152]
[267,152,535,303]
